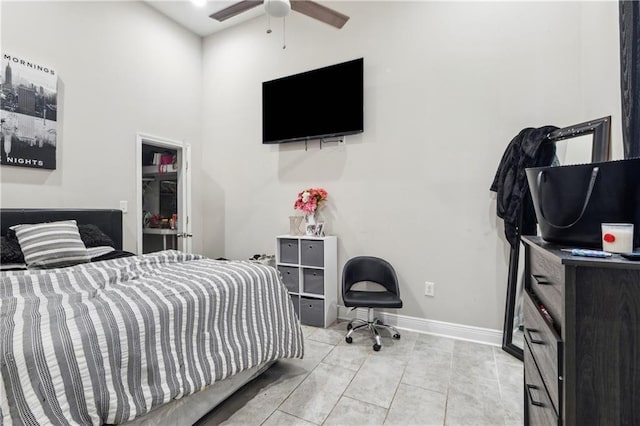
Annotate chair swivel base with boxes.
[345,316,401,351]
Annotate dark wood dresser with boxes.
[523,236,640,425]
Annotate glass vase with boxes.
[289,216,304,236]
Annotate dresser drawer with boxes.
[524,290,562,414]
[525,341,559,425]
[529,248,563,323]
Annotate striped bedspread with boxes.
[0,251,304,425]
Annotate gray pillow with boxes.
[78,224,115,248]
[10,220,90,269]
[1,236,25,264]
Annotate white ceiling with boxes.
[144,1,265,37]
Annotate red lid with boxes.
[603,233,616,243]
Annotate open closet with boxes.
[141,143,179,253]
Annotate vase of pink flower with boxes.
[294,188,328,235]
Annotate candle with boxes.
[601,223,634,253]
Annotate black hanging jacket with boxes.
[490,126,558,247]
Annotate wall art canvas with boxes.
[0,53,57,170]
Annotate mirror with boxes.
[502,116,611,360]
[554,134,594,165]
[159,180,177,218]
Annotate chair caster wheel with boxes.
[347,323,353,330]
[393,333,401,340]
[345,336,353,344]
[373,344,381,351]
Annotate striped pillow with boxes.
[10,220,90,269]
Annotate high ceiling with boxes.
[144,1,265,37]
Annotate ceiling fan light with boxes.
[264,0,291,18]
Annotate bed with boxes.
[0,209,304,425]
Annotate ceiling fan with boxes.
[209,0,349,29]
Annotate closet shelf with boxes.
[142,165,178,177]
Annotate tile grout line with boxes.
[380,333,420,423]
[317,323,395,425]
[288,326,514,425]
[268,337,335,425]
[442,386,451,426]
[319,342,367,425]
[261,367,314,425]
[493,349,505,400]
[492,348,512,425]
[246,328,515,426]
[492,348,510,422]
[276,326,356,426]
[442,346,455,426]
[381,362,408,424]
[276,410,320,426]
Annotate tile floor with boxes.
[199,321,524,426]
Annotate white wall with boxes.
[0,1,621,330]
[0,1,204,254]
[202,1,621,329]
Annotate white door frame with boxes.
[136,132,192,255]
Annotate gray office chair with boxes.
[342,256,402,351]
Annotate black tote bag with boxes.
[526,158,640,248]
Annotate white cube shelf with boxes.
[276,235,337,328]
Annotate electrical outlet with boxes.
[424,281,435,297]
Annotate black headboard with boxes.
[1,209,123,250]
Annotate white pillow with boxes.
[10,220,90,269]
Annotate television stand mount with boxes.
[305,136,346,151]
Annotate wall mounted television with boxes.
[262,58,364,144]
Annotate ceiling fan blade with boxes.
[209,0,264,22]
[291,0,349,29]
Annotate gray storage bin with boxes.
[278,265,299,293]
[301,240,324,267]
[279,239,299,264]
[303,268,324,295]
[300,296,324,327]
[289,295,300,320]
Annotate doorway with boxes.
[136,133,192,254]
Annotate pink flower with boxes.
[294,187,328,214]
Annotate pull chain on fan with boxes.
[282,17,286,49]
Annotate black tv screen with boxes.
[262,58,364,144]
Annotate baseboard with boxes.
[337,305,502,347]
